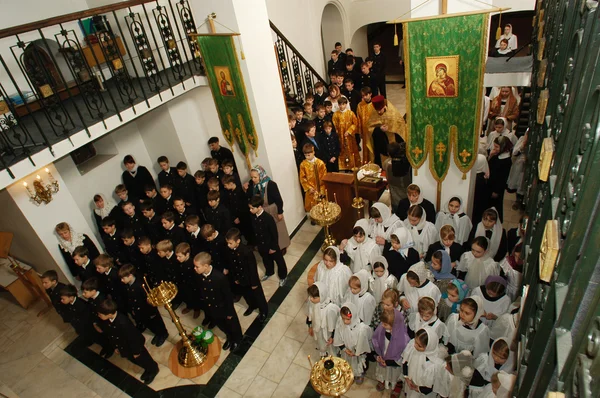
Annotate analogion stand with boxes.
[168,337,222,378]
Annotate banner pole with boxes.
[437,180,442,211]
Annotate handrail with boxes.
[0,0,155,39]
[269,21,327,84]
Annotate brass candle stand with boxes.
[309,189,342,252]
[351,167,364,216]
[143,279,207,368]
[308,355,354,397]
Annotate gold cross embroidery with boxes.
[436,142,447,162]
[459,149,471,163]
[412,146,423,159]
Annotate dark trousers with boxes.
[378,77,387,98]
[259,249,288,280]
[135,309,168,337]
[211,310,243,344]
[128,347,159,374]
[325,160,339,173]
[240,284,268,315]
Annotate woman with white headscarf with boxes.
[495,24,518,50]
[307,281,340,357]
[434,196,473,245]
[315,246,353,306]
[446,295,491,357]
[343,269,377,325]
[369,202,403,250]
[403,205,438,258]
[92,193,122,236]
[401,327,444,397]
[397,262,441,314]
[334,302,373,382]
[340,219,380,273]
[370,255,398,304]
[457,236,500,292]
[385,227,420,280]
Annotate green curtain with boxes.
[404,13,489,181]
[195,35,258,170]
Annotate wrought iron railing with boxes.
[0,0,204,179]
[270,21,327,107]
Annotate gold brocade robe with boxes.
[367,101,407,164]
[299,158,327,212]
[332,109,361,170]
[356,100,375,162]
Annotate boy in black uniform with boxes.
[59,284,111,356]
[120,228,143,267]
[140,201,162,244]
[224,228,268,322]
[101,217,126,266]
[94,254,127,312]
[222,159,242,188]
[118,264,169,347]
[174,162,196,208]
[144,185,167,217]
[41,270,68,322]
[115,184,140,210]
[249,195,288,286]
[193,252,243,351]
[175,242,202,319]
[173,197,195,228]
[200,224,226,273]
[193,171,209,212]
[72,246,101,283]
[137,237,166,285]
[185,215,206,257]
[159,185,175,213]
[160,211,187,247]
[156,240,183,309]
[320,121,341,173]
[97,298,159,384]
[222,175,252,243]
[121,201,146,238]
[208,136,237,171]
[81,277,107,312]
[205,159,224,183]
[204,190,232,235]
[157,156,178,189]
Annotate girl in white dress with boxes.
[314,246,353,306]
[471,276,511,327]
[474,337,515,383]
[401,327,444,398]
[471,207,507,262]
[404,205,438,258]
[408,296,449,346]
[457,237,499,292]
[370,255,398,304]
[343,269,377,325]
[490,299,520,342]
[370,203,403,251]
[433,350,475,398]
[507,130,528,195]
[487,117,517,151]
[435,196,473,245]
[307,282,340,357]
[480,371,517,398]
[334,302,373,383]
[372,308,410,393]
[437,279,470,322]
[446,296,491,357]
[340,219,379,272]
[398,262,441,314]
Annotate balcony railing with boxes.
[0,0,204,179]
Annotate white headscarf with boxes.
[310,281,332,335]
[372,202,400,228]
[461,295,486,328]
[370,255,390,303]
[474,154,490,178]
[354,218,370,235]
[390,227,414,257]
[403,326,440,386]
[404,205,428,230]
[488,337,515,375]
[450,351,475,397]
[56,223,85,254]
[336,302,364,350]
[355,269,371,296]
[94,193,117,219]
[408,184,425,205]
[474,207,503,258]
[465,238,494,290]
[408,261,434,285]
[408,296,439,332]
[496,371,516,398]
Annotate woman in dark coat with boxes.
[245,165,290,251]
[121,155,156,200]
[471,154,490,226]
[486,136,513,222]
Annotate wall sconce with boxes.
[23,168,59,205]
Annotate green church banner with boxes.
[195,34,257,170]
[403,13,489,181]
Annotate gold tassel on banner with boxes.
[236,36,245,60]
[394,24,399,46]
[496,12,502,40]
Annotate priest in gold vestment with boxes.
[356,88,375,163]
[299,143,328,212]
[332,98,361,170]
[367,95,407,165]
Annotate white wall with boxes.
[349,25,369,60]
[321,4,346,65]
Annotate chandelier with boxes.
[22,168,59,205]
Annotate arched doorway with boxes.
[321,3,344,73]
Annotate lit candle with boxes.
[22,182,27,187]
[36,175,41,180]
[44,168,49,173]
